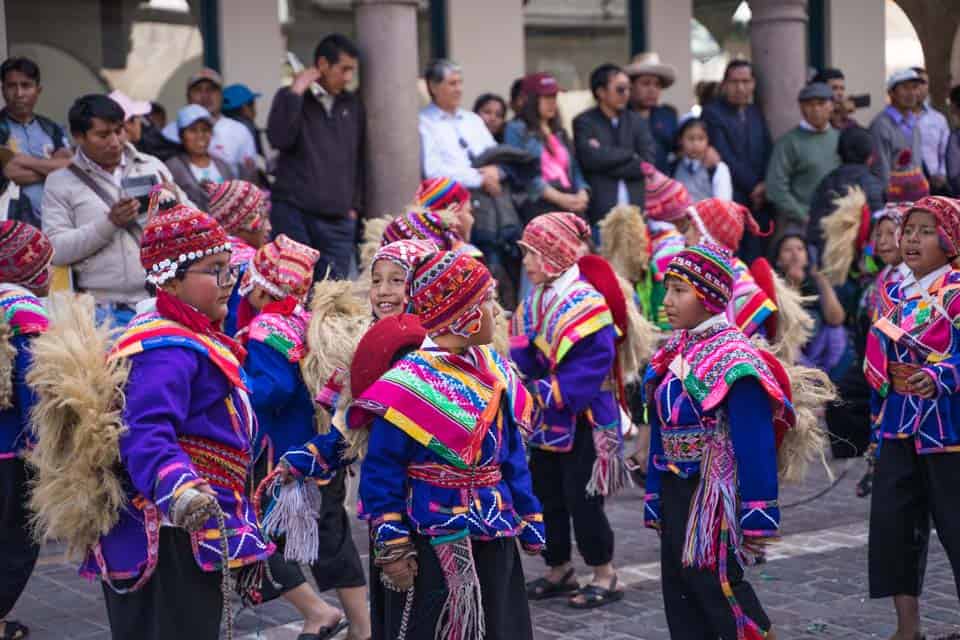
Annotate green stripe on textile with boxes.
[382,367,474,431]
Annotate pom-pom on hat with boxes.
[664,243,735,315]
[206,180,268,235]
[240,234,320,301]
[410,251,495,338]
[643,162,692,222]
[140,204,231,286]
[518,211,591,278]
[0,221,54,289]
[415,177,471,212]
[381,207,461,251]
[688,198,767,252]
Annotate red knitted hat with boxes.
[887,150,930,204]
[0,221,54,289]
[141,204,231,286]
[415,177,471,212]
[410,251,494,338]
[519,212,591,278]
[206,180,268,235]
[240,234,320,301]
[643,162,692,222]
[689,198,767,252]
[906,196,960,258]
[381,208,461,250]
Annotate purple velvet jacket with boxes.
[81,344,273,588]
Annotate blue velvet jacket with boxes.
[0,286,47,457]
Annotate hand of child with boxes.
[381,557,418,591]
[907,370,937,399]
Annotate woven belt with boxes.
[889,362,922,395]
[179,435,250,492]
[661,429,709,463]
[407,463,502,489]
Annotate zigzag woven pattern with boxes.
[0,287,48,336]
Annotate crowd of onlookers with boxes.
[3,34,960,326]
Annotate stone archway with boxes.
[894,0,960,108]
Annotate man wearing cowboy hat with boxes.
[626,52,678,173]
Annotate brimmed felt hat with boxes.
[624,52,676,88]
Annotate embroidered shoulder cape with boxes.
[0,286,49,336]
[348,345,534,469]
[512,279,615,369]
[730,258,777,337]
[110,312,247,390]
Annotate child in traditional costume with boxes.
[864,196,960,640]
[350,250,544,640]
[513,211,631,609]
[0,222,53,640]
[414,177,475,243]
[32,204,273,640]
[645,243,795,640]
[382,206,481,261]
[205,180,272,336]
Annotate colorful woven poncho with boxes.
[0,286,49,336]
[348,345,534,469]
[240,308,309,363]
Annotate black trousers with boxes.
[370,536,532,640]
[869,439,960,600]
[102,527,222,640]
[0,458,39,619]
[270,199,356,281]
[660,473,770,640]
[529,421,614,567]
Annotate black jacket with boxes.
[267,88,365,218]
[573,106,655,224]
[807,163,886,260]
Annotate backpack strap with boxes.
[67,164,117,209]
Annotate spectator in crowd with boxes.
[693,80,720,115]
[509,77,526,118]
[148,102,166,130]
[869,68,923,188]
[671,117,732,202]
[765,82,840,232]
[813,67,859,130]
[42,94,191,325]
[165,105,234,210]
[625,52,678,173]
[108,90,151,147]
[137,101,178,162]
[948,84,960,195]
[505,73,588,220]
[222,83,265,157]
[174,68,257,180]
[703,60,772,212]
[912,67,950,194]
[0,56,72,228]
[573,63,655,234]
[267,33,365,280]
[474,92,507,143]
[807,125,885,261]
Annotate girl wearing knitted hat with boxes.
[864,196,960,640]
[349,250,544,640]
[513,211,632,608]
[0,221,53,640]
[30,203,272,639]
[645,243,794,640]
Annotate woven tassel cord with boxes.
[433,534,485,640]
[681,424,741,570]
[717,521,767,640]
[261,478,323,564]
[586,426,633,497]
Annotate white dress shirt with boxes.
[419,103,496,189]
[917,102,950,179]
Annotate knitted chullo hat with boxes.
[887,149,930,204]
[518,211,591,278]
[410,251,494,338]
[664,243,735,315]
[905,196,960,258]
[205,180,268,235]
[381,208,461,251]
[140,204,231,286]
[643,162,692,222]
[372,240,436,281]
[0,221,54,289]
[415,177,471,212]
[688,198,767,252]
[240,234,320,301]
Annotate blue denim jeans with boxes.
[95,303,136,328]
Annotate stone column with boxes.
[355,0,421,219]
[0,0,7,60]
[218,0,285,128]
[645,0,694,112]
[750,0,808,140]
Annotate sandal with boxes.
[856,468,873,498]
[526,567,579,600]
[0,621,29,640]
[568,575,624,609]
[297,618,349,640]
[625,452,647,485]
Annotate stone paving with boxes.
[10,459,960,639]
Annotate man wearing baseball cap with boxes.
[108,90,152,146]
[869,68,923,187]
[222,83,264,157]
[185,68,258,181]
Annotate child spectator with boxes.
[671,117,732,202]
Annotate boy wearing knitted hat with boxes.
[350,250,544,639]
[513,211,629,608]
[65,203,273,639]
[0,221,53,640]
[645,243,792,640]
[864,196,960,640]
